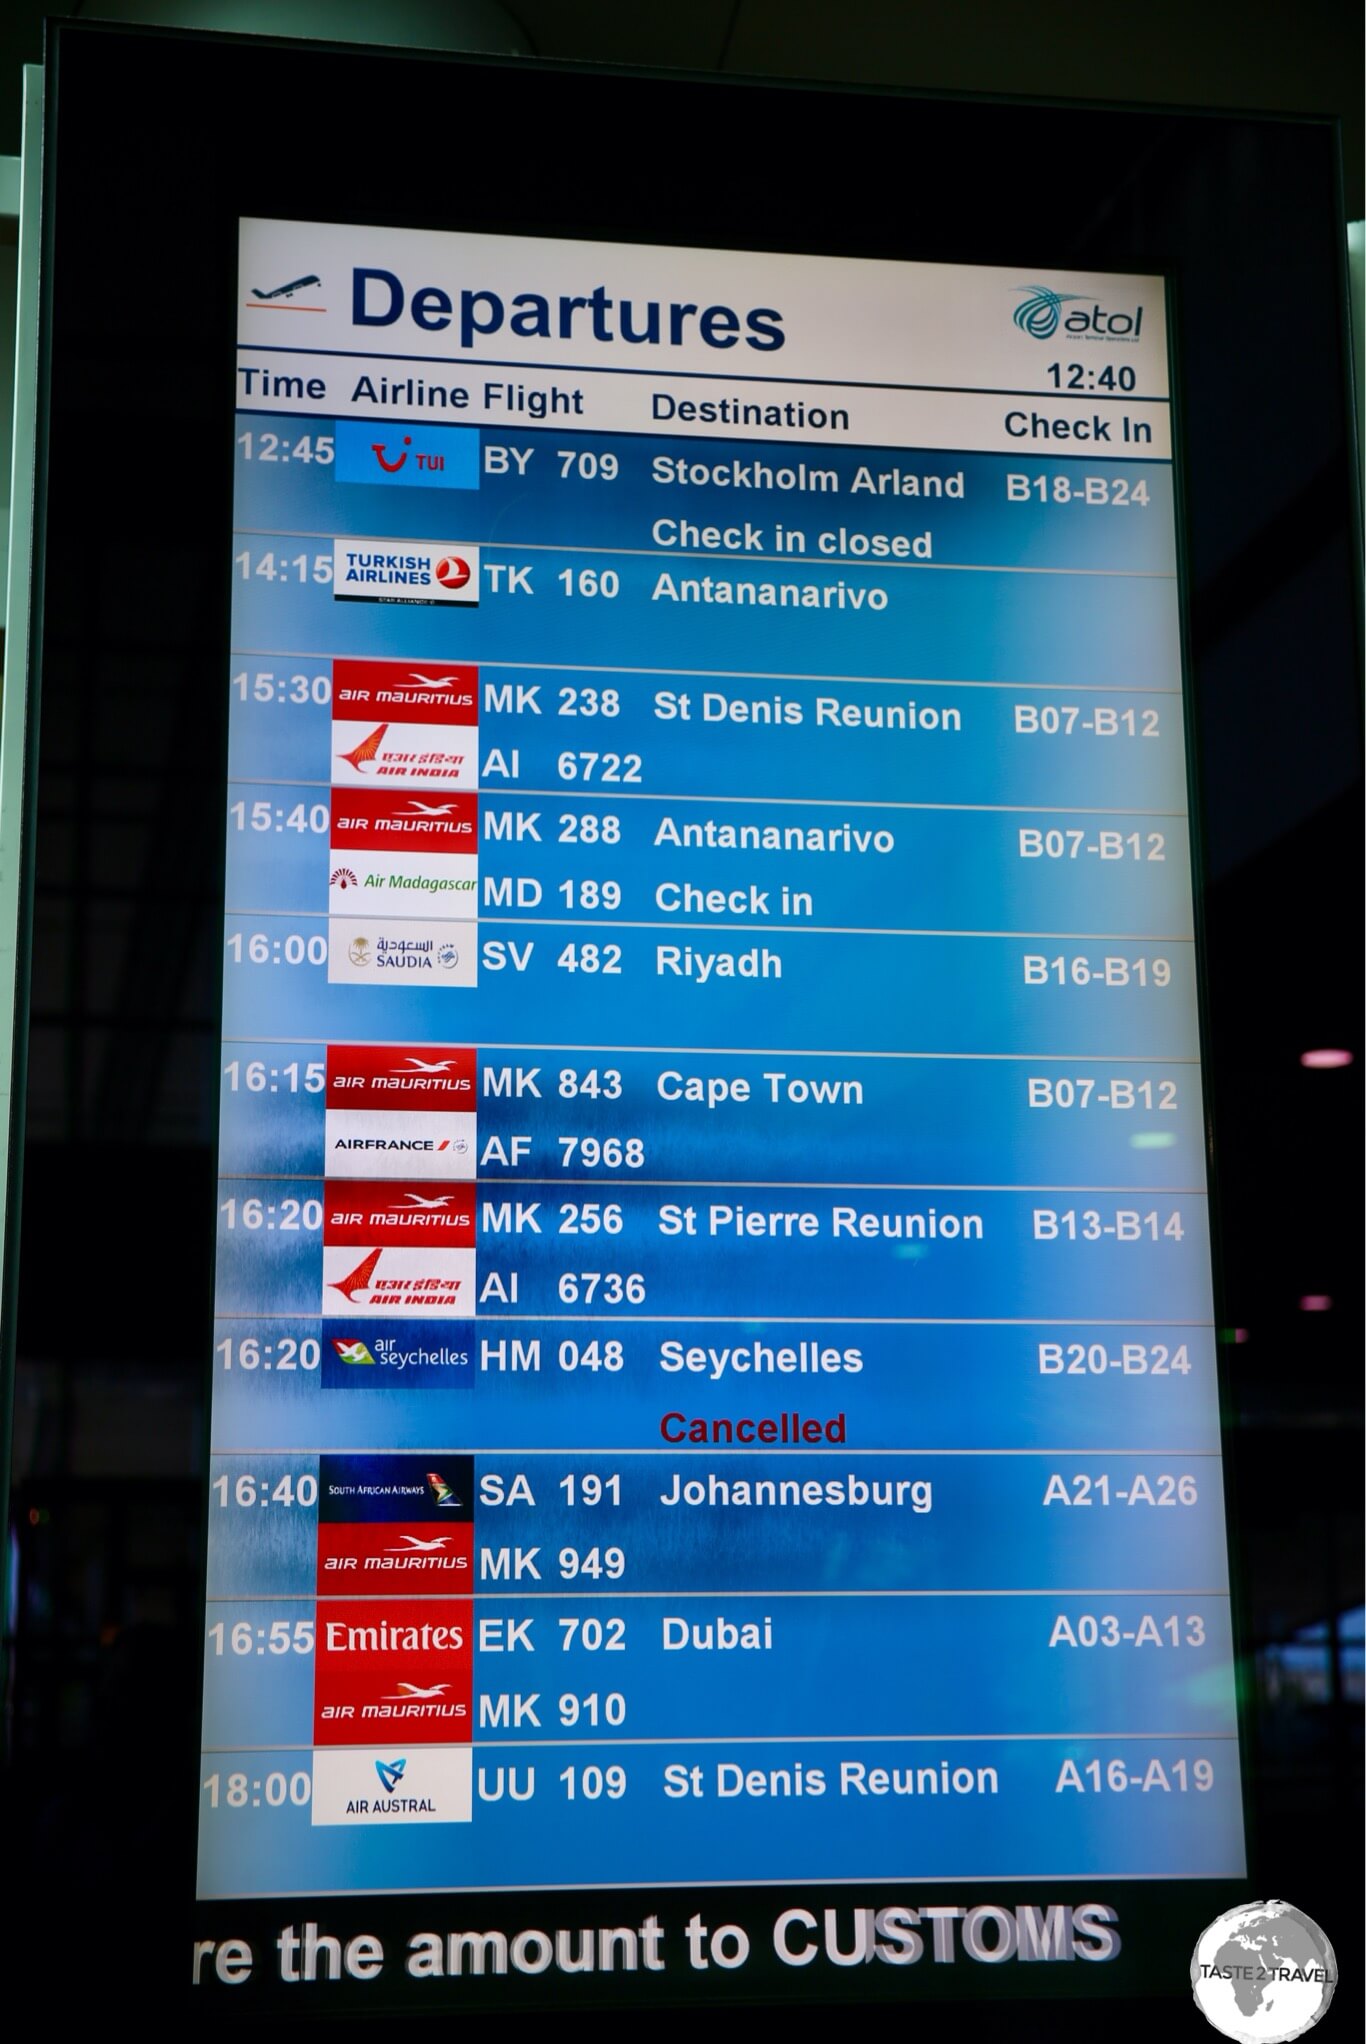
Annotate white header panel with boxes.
[238,217,1170,429]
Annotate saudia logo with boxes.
[1012,285,1144,342]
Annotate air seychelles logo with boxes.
[1013,284,1144,341]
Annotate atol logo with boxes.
[326,1043,476,1109]
[331,788,477,851]
[375,1758,406,1793]
[333,538,480,606]
[332,659,478,726]
[335,419,479,491]
[1013,284,1145,342]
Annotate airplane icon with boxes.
[386,1535,452,1552]
[251,274,321,300]
[405,799,457,815]
[384,1683,450,1700]
[407,673,456,688]
[398,1192,456,1209]
[392,1056,457,1073]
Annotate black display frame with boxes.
[4,18,1360,2026]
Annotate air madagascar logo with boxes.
[1012,284,1144,342]
[320,1179,476,1319]
[331,656,479,790]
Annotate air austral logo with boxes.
[375,1758,406,1793]
[1013,284,1145,342]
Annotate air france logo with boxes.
[375,1757,407,1793]
[1013,284,1145,342]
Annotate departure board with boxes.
[200,215,1246,1921]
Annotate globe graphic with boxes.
[1192,1900,1337,2042]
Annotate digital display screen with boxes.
[200,215,1245,1930]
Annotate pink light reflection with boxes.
[1300,1049,1354,1069]
[1298,1295,1333,1312]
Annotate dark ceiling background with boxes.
[0,0,1362,216]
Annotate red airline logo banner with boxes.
[330,788,477,852]
[323,1180,477,1245]
[314,1595,473,1746]
[332,657,479,725]
[317,1519,474,1593]
[325,1042,477,1109]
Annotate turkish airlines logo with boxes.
[435,556,471,590]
